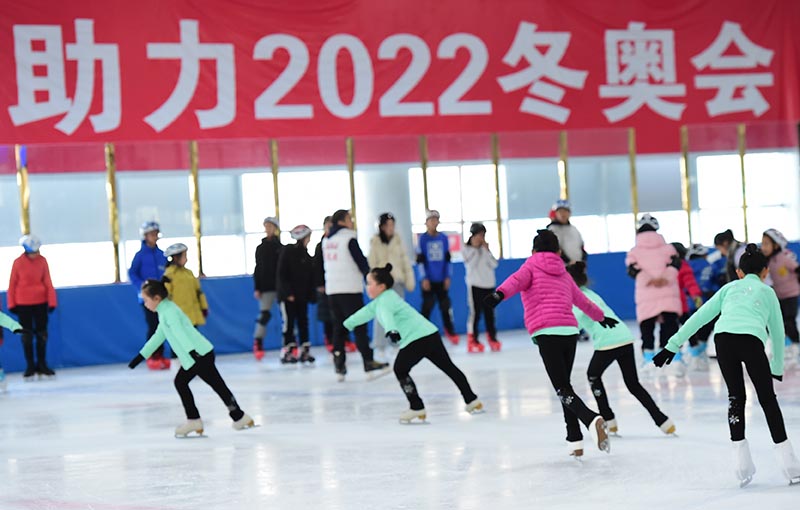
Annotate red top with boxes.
[8,253,57,308]
[678,260,702,314]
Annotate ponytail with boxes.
[738,244,768,276]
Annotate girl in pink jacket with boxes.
[761,229,800,362]
[625,214,683,366]
[485,230,617,458]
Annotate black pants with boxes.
[469,286,497,338]
[586,343,668,426]
[536,334,599,442]
[142,304,164,358]
[174,351,244,421]
[421,282,456,335]
[282,300,309,347]
[639,312,680,351]
[16,303,49,368]
[715,333,787,443]
[393,333,477,410]
[779,297,799,343]
[329,293,373,365]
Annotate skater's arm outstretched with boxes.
[664,290,723,353]
[496,262,534,299]
[139,323,168,359]
[343,300,378,330]
[570,280,604,322]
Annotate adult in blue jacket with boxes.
[128,221,168,369]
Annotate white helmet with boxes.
[686,243,709,259]
[763,228,789,250]
[139,221,160,238]
[290,225,312,240]
[637,213,659,231]
[19,234,41,253]
[165,243,188,258]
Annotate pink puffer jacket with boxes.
[497,252,604,335]
[768,250,800,299]
[625,231,682,321]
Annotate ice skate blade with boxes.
[571,450,584,462]
[789,477,800,486]
[366,367,391,381]
[399,418,428,425]
[599,439,611,453]
[175,430,206,439]
[739,475,753,488]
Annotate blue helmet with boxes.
[139,221,160,238]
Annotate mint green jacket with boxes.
[665,274,785,376]
[0,311,22,332]
[344,289,438,349]
[139,299,214,370]
[573,288,633,351]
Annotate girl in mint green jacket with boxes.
[653,244,800,487]
[567,262,674,438]
[0,310,24,391]
[344,264,482,423]
[128,279,254,437]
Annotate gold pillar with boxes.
[738,123,749,242]
[14,144,30,235]
[491,133,504,259]
[270,139,280,222]
[558,131,569,200]
[679,126,693,244]
[346,137,357,231]
[104,143,121,282]
[628,128,639,231]
[188,140,204,276]
[419,135,430,211]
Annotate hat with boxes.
[532,229,559,253]
[763,228,789,250]
[290,224,312,240]
[470,222,486,235]
[19,234,41,253]
[553,199,571,211]
[165,243,188,258]
[426,210,440,220]
[263,217,280,229]
[637,213,659,232]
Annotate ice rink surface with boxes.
[2,327,800,510]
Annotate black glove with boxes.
[385,330,401,345]
[773,374,783,382]
[668,255,682,270]
[483,290,504,309]
[12,328,30,335]
[128,353,145,369]
[627,264,641,278]
[652,349,676,367]
[189,350,201,361]
[48,307,56,314]
[598,316,619,329]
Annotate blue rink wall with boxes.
[2,245,792,372]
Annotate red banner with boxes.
[1,0,798,153]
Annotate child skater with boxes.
[485,230,617,457]
[653,245,800,487]
[343,264,483,423]
[462,222,501,353]
[164,243,209,332]
[761,229,800,365]
[128,279,255,437]
[277,225,316,364]
[417,210,460,345]
[566,262,675,437]
[0,310,25,391]
[625,214,683,371]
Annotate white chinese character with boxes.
[691,21,774,117]
[497,22,587,124]
[8,20,120,134]
[145,20,235,132]
[599,22,686,122]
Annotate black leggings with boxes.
[586,343,668,426]
[282,300,309,347]
[468,287,497,338]
[421,282,456,336]
[393,333,477,410]
[174,351,244,421]
[329,293,373,365]
[639,312,680,351]
[779,297,799,344]
[16,303,49,367]
[536,334,599,442]
[715,333,787,443]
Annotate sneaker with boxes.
[175,418,204,437]
[445,332,460,345]
[466,334,484,353]
[465,398,483,414]
[399,408,426,423]
[486,334,502,352]
[253,338,265,361]
[232,413,255,430]
[589,416,610,453]
[344,340,357,353]
[733,439,756,487]
[659,418,676,435]
[775,439,800,484]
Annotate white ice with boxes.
[2,327,800,510]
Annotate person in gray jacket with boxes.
[547,200,587,265]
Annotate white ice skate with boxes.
[399,408,427,424]
[659,418,676,436]
[733,439,756,487]
[568,440,584,460]
[589,416,610,453]
[775,439,800,484]
[606,418,619,436]
[232,413,255,430]
[464,399,484,414]
[175,419,205,438]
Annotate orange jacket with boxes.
[8,254,57,308]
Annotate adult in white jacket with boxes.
[367,213,416,358]
[462,223,501,352]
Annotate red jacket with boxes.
[8,254,57,308]
[678,260,701,314]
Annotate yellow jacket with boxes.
[164,265,208,326]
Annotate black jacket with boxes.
[277,242,315,302]
[253,236,283,292]
[313,240,326,288]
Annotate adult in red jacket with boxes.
[8,235,57,379]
